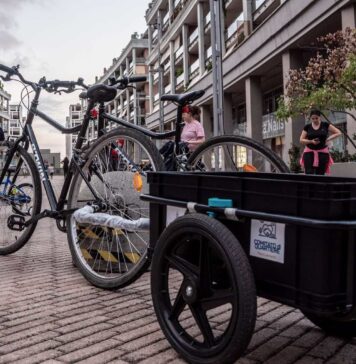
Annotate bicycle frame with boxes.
[0,87,98,217]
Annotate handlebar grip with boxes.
[0,64,16,75]
[127,76,147,83]
[52,80,76,88]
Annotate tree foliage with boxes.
[276,28,356,119]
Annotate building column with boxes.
[201,105,213,139]
[219,0,226,56]
[242,0,253,37]
[223,94,234,134]
[245,76,263,142]
[157,10,163,39]
[282,50,305,164]
[197,1,206,75]
[169,41,176,93]
[148,25,153,53]
[132,48,137,74]
[133,87,138,125]
[182,24,189,88]
[342,4,356,154]
[168,0,174,22]
[149,66,154,113]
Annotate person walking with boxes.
[48,164,54,179]
[299,109,341,175]
[61,156,69,178]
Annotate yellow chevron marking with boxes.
[81,227,100,240]
[124,252,140,264]
[81,248,93,260]
[98,250,118,262]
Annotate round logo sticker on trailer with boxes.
[250,219,285,264]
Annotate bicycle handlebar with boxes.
[0,64,88,93]
[0,64,17,76]
[109,75,147,89]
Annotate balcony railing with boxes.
[136,57,146,64]
[205,13,211,27]
[154,93,160,102]
[189,59,200,78]
[164,84,171,94]
[163,12,170,28]
[174,0,182,8]
[176,73,184,85]
[189,28,199,45]
[235,122,247,136]
[175,45,183,60]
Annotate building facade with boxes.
[144,0,356,161]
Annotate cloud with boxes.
[0,31,21,50]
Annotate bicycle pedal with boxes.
[7,214,26,231]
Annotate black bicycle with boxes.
[0,64,288,290]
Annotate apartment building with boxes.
[145,0,356,161]
[96,33,150,127]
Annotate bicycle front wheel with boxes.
[0,145,42,254]
[67,127,164,289]
[188,135,289,173]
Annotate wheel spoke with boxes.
[200,288,234,311]
[189,303,215,347]
[169,283,187,320]
[167,254,199,279]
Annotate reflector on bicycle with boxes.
[133,171,143,192]
[242,164,258,172]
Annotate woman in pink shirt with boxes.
[181,105,205,151]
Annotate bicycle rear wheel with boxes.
[0,145,41,254]
[67,128,164,289]
[188,135,289,173]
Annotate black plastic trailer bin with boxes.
[142,171,356,364]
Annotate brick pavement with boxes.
[0,176,355,363]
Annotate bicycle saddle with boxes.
[161,90,205,105]
[85,84,117,102]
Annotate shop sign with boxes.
[262,113,285,139]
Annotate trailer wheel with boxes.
[151,213,256,364]
[302,311,356,337]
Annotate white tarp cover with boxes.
[73,205,149,231]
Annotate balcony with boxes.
[154,93,160,103]
[175,45,183,63]
[189,27,198,46]
[164,84,171,94]
[234,122,247,136]
[225,16,245,48]
[204,13,211,31]
[162,12,170,31]
[152,29,158,44]
[176,72,184,87]
[189,59,200,81]
[136,57,146,65]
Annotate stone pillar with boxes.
[201,105,213,139]
[182,24,189,88]
[282,50,305,164]
[223,93,234,134]
[169,41,176,93]
[197,1,206,75]
[168,0,174,22]
[148,25,153,53]
[245,76,263,142]
[157,10,163,39]
[132,48,137,74]
[342,4,356,154]
[149,66,154,113]
[242,0,253,37]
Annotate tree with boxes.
[277,28,356,117]
[276,27,356,148]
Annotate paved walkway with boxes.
[0,176,355,363]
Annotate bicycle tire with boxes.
[151,213,257,364]
[187,135,290,173]
[0,146,42,255]
[66,127,164,289]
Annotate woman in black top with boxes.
[299,110,341,175]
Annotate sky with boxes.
[0,0,149,157]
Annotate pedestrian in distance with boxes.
[181,104,205,152]
[61,156,69,177]
[299,109,341,175]
[48,164,54,179]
